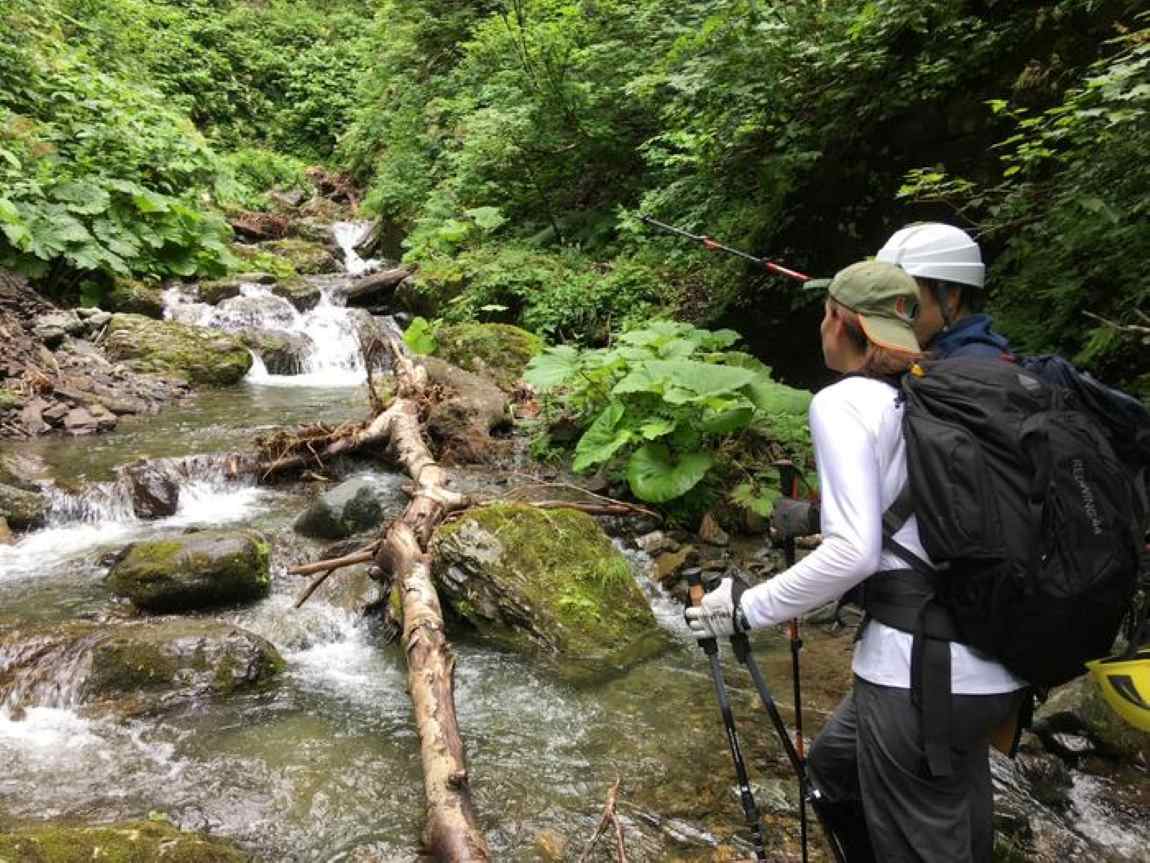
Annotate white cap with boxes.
[876,223,985,289]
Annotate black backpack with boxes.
[890,357,1145,688]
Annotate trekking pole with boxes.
[728,631,848,863]
[639,216,813,283]
[774,460,811,863]
[687,570,768,862]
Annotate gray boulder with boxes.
[293,475,406,540]
[215,294,298,330]
[240,329,314,375]
[106,530,271,613]
[0,618,284,714]
[0,481,46,530]
[121,462,180,519]
[33,311,84,347]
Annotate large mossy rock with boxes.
[0,481,46,531]
[0,619,284,712]
[293,475,406,540]
[253,238,339,275]
[107,530,271,613]
[0,820,252,862]
[239,329,313,375]
[270,277,321,312]
[431,503,661,660]
[106,277,165,318]
[1033,675,1149,762]
[435,323,543,393]
[104,314,252,386]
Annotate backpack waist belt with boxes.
[861,567,964,778]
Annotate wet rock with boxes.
[0,819,252,862]
[698,512,730,546]
[432,503,662,660]
[0,618,284,711]
[106,277,166,318]
[0,481,46,531]
[256,238,339,275]
[0,452,48,489]
[434,322,543,393]
[271,277,322,312]
[293,475,406,540]
[106,530,271,613]
[635,530,678,555]
[215,293,298,330]
[240,329,313,375]
[0,516,11,544]
[104,313,252,386]
[121,462,180,519]
[63,406,112,435]
[42,402,71,424]
[1033,676,1148,763]
[344,267,412,308]
[19,398,50,435]
[197,277,244,305]
[652,546,694,584]
[422,356,510,463]
[32,311,83,346]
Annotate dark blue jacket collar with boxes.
[929,314,1011,360]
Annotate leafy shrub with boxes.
[218,148,311,211]
[524,320,811,506]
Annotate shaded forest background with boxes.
[2,0,1147,392]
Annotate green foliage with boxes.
[899,17,1150,389]
[524,320,812,505]
[403,317,440,355]
[218,148,311,211]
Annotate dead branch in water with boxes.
[577,778,627,863]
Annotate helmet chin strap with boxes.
[933,283,955,331]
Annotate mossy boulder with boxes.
[0,481,46,531]
[269,276,321,312]
[1034,675,1149,763]
[434,323,543,392]
[252,238,339,276]
[0,619,284,712]
[106,278,166,319]
[229,244,298,281]
[196,278,244,306]
[239,329,312,375]
[107,530,271,613]
[431,503,661,661]
[0,819,252,862]
[104,314,252,386]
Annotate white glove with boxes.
[684,576,750,639]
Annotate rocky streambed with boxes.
[0,223,1146,862]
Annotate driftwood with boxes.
[577,778,628,863]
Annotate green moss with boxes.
[196,278,243,305]
[88,638,180,693]
[107,278,166,319]
[104,314,252,387]
[0,388,25,410]
[0,819,250,862]
[433,503,656,658]
[252,238,337,275]
[434,323,543,392]
[229,244,298,281]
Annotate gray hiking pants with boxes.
[807,676,1022,863]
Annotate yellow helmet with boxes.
[1086,646,1150,733]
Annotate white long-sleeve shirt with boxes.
[741,376,1025,695]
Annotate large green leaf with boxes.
[51,180,110,215]
[626,443,714,503]
[524,345,581,390]
[573,401,630,471]
[403,316,438,355]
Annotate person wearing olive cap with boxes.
[686,260,1025,863]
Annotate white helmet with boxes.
[876,223,985,289]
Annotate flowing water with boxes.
[1,224,1147,861]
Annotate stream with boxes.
[1,224,1147,861]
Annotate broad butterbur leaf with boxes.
[626,444,713,503]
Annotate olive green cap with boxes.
[827,260,921,354]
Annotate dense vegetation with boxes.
[2,0,1147,393]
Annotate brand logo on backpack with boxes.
[1072,458,1104,536]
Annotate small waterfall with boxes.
[163,221,382,388]
[333,221,382,277]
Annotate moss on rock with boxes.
[229,245,298,281]
[106,278,166,319]
[0,819,252,861]
[106,530,271,613]
[269,277,321,312]
[104,314,252,387]
[251,238,338,276]
[432,503,661,661]
[0,387,25,410]
[434,323,543,392]
[0,481,46,531]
